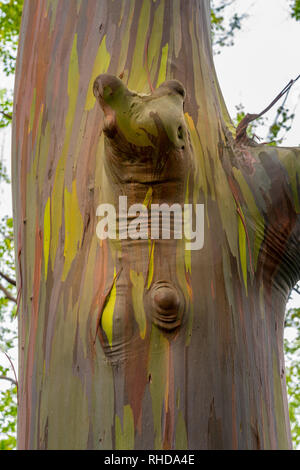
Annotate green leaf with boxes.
[291,0,300,21]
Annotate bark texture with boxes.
[12,0,300,449]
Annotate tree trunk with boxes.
[12,0,299,450]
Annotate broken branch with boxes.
[236,74,300,144]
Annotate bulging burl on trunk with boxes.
[92,74,195,358]
[93,74,193,190]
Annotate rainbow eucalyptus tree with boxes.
[12,0,300,449]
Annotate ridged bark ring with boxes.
[148,281,185,331]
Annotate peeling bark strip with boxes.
[13,0,299,450]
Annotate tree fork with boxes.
[12,0,300,449]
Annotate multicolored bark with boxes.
[12,0,300,449]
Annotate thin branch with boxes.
[0,271,16,287]
[0,110,12,121]
[293,285,300,295]
[256,75,300,120]
[272,88,291,128]
[0,375,17,387]
[0,283,17,303]
[236,74,300,144]
[0,348,18,404]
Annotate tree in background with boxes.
[0,0,299,449]
[0,217,18,450]
[0,0,23,450]
[0,0,22,128]
[285,307,300,448]
[211,0,246,53]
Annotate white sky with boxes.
[0,0,299,386]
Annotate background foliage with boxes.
[285,308,300,448]
[0,0,298,450]
[0,0,22,75]
[291,0,300,21]
[0,0,22,450]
